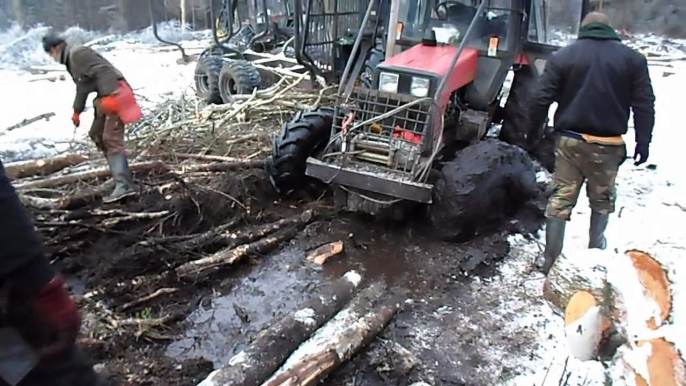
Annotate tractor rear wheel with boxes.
[428,139,538,241]
[499,65,538,150]
[194,54,224,104]
[267,107,335,195]
[218,60,262,103]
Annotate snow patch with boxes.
[227,350,248,367]
[343,270,361,287]
[196,369,218,386]
[293,308,316,327]
[619,342,653,383]
[606,253,663,342]
[565,305,603,361]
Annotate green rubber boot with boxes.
[540,217,566,275]
[588,211,609,250]
[103,154,137,203]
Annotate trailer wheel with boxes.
[499,65,538,150]
[267,107,334,195]
[428,139,538,241]
[218,60,262,103]
[360,43,385,88]
[194,54,224,104]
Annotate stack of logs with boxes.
[198,271,402,386]
[544,249,685,385]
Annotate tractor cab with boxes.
[373,0,557,117]
[244,0,296,51]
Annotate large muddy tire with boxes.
[267,107,334,195]
[195,54,224,105]
[360,44,385,88]
[499,65,538,150]
[218,60,262,103]
[428,139,538,241]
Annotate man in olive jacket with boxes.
[527,12,656,275]
[42,34,137,203]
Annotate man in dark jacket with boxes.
[42,34,137,203]
[528,12,655,275]
[0,161,106,386]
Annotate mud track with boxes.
[30,146,550,386]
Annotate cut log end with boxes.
[622,338,686,386]
[625,250,671,328]
[306,241,344,265]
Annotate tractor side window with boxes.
[527,0,547,43]
[547,0,583,41]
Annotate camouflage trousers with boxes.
[89,102,126,157]
[545,135,627,221]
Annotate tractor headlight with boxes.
[410,77,430,97]
[378,72,399,93]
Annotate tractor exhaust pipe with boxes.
[384,0,400,60]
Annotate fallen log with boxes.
[14,161,169,191]
[59,180,115,210]
[216,215,312,249]
[4,153,89,180]
[176,160,266,173]
[197,271,364,386]
[138,216,242,248]
[263,283,400,386]
[171,153,254,163]
[5,112,56,131]
[176,210,314,278]
[27,74,66,83]
[543,249,684,385]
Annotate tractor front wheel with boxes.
[360,44,385,88]
[267,107,335,195]
[499,65,538,150]
[428,139,538,241]
[218,60,262,103]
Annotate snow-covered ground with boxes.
[1,22,684,386]
[494,45,686,385]
[0,22,206,162]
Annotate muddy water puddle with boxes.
[165,215,443,366]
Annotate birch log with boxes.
[4,153,88,180]
[262,282,400,386]
[196,271,364,386]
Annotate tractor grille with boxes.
[330,88,433,181]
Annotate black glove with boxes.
[633,143,649,166]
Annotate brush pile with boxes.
[7,75,335,350]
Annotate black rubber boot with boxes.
[103,154,137,203]
[588,211,609,249]
[540,217,566,275]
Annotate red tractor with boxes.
[267,0,590,240]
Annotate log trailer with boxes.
[267,0,592,240]
[149,0,310,104]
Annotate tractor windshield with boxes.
[398,0,512,52]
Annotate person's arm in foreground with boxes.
[0,161,80,359]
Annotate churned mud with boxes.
[28,136,550,386]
